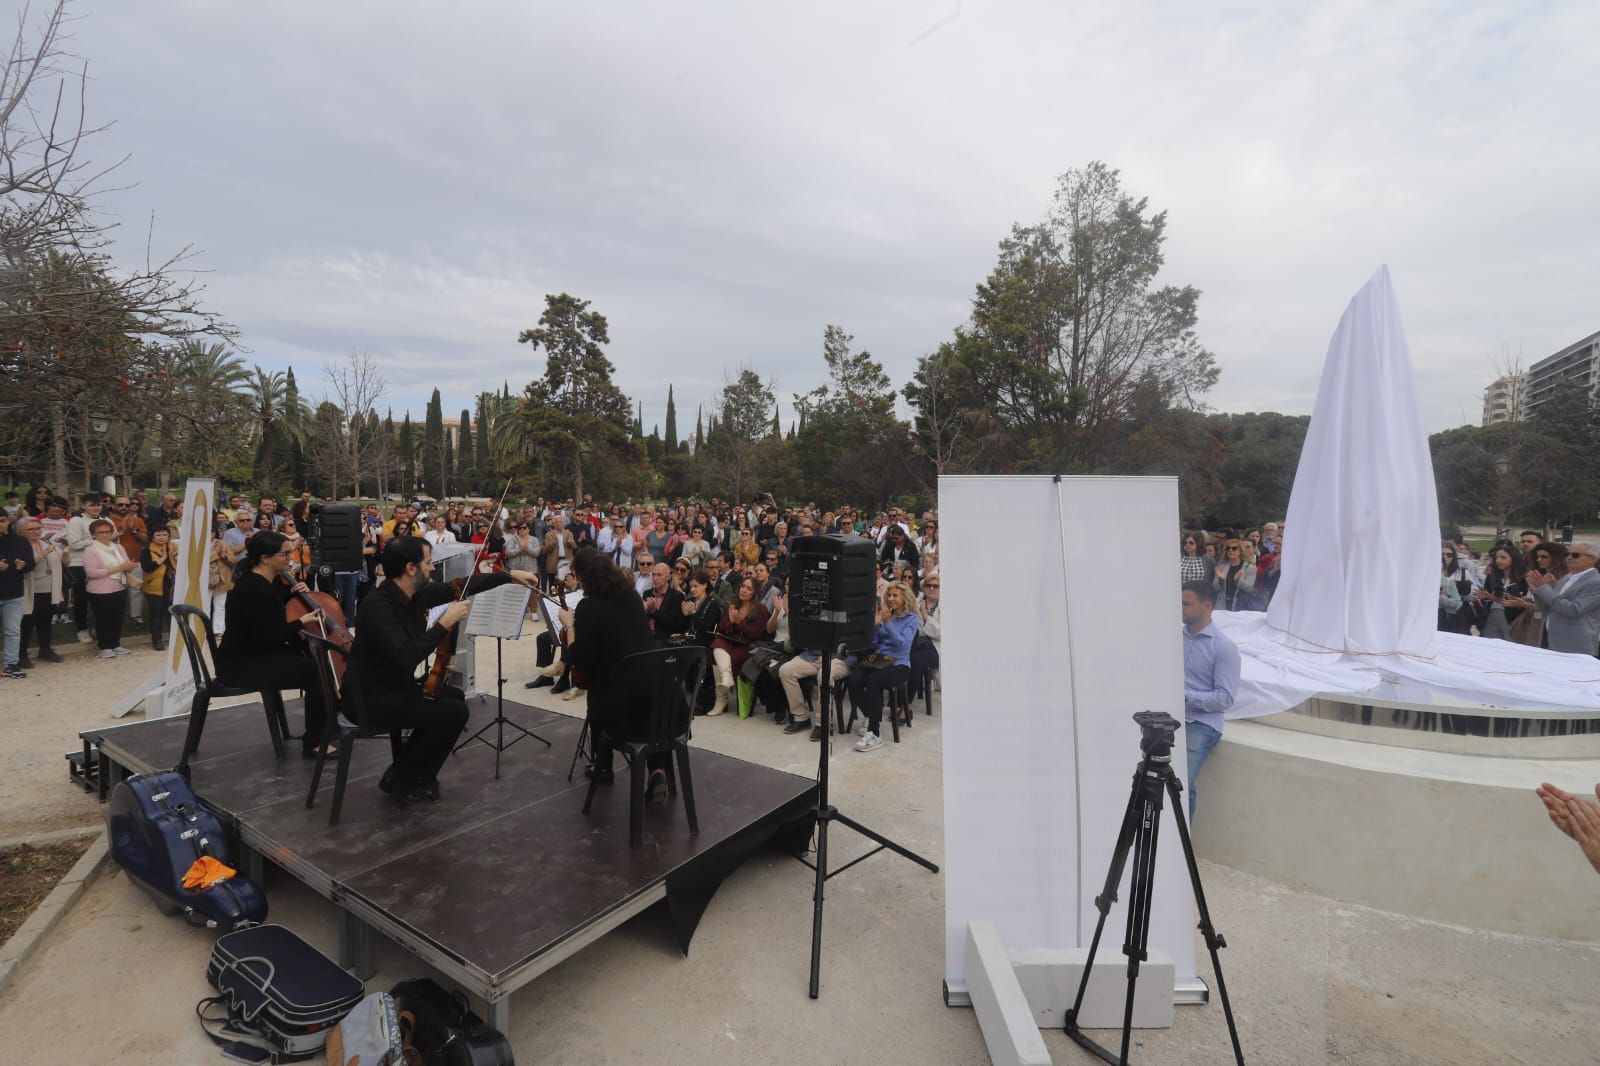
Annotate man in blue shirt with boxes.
[1182,580,1240,821]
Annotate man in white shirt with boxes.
[1528,541,1600,656]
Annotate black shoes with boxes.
[526,676,554,689]
[784,719,811,734]
[644,769,668,805]
[15,656,32,670]
[809,725,825,742]
[550,679,571,695]
[38,650,64,663]
[584,765,614,784]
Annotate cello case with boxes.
[107,770,268,930]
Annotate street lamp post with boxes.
[1493,454,1511,538]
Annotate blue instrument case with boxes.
[106,769,268,930]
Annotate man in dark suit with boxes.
[643,562,688,642]
[350,536,539,804]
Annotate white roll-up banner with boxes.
[160,477,216,719]
[940,475,1197,1000]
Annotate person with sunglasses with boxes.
[1527,542,1600,655]
[1439,545,1475,634]
[1212,539,1257,612]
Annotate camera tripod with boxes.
[1064,714,1244,1065]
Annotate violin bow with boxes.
[446,477,516,605]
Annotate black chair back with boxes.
[299,630,345,712]
[621,645,706,750]
[170,604,220,692]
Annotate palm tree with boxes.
[245,365,310,485]
[175,341,251,483]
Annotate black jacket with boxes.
[566,592,654,731]
[645,586,689,639]
[0,532,35,600]
[349,572,514,697]
[216,570,296,663]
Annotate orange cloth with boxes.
[182,855,237,891]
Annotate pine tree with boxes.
[664,385,678,451]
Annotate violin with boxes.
[280,575,353,685]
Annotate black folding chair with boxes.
[171,605,290,779]
[581,645,705,848]
[301,631,403,827]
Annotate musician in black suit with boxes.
[216,530,330,756]
[560,548,665,793]
[350,536,539,805]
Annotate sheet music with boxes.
[465,583,532,639]
[538,589,582,638]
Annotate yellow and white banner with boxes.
[160,477,217,719]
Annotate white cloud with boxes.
[69,0,1600,435]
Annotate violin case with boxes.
[107,770,268,930]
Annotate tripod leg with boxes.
[1119,786,1163,1066]
[1164,772,1245,1065]
[1067,764,1146,1031]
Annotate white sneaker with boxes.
[854,717,868,737]
[77,630,93,644]
[97,649,116,660]
[112,646,132,656]
[854,732,883,753]
[561,686,584,701]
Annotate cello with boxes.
[281,575,353,684]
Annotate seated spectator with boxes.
[707,575,769,716]
[911,569,941,704]
[846,581,919,753]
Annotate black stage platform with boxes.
[84,695,817,1028]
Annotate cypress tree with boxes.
[664,385,678,451]
[400,414,415,495]
[694,405,703,452]
[458,408,473,479]
[442,432,454,498]
[475,393,492,473]
[424,389,443,498]
[772,403,780,437]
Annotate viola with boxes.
[280,575,353,684]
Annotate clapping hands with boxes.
[1536,782,1600,877]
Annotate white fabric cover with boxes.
[1266,265,1439,656]
[1222,266,1600,719]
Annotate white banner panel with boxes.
[940,475,1195,999]
[161,477,216,718]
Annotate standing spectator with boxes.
[25,484,53,517]
[140,526,176,651]
[502,520,539,576]
[3,492,20,520]
[1180,532,1211,584]
[65,494,106,643]
[424,514,457,548]
[209,527,238,635]
[16,517,64,665]
[1439,545,1476,634]
[110,495,150,627]
[145,492,178,538]
[0,512,34,677]
[1473,545,1527,641]
[279,517,312,581]
[539,514,575,592]
[82,518,137,659]
[679,525,711,570]
[1527,542,1600,655]
[1514,542,1570,647]
[1213,540,1257,612]
[1182,580,1240,821]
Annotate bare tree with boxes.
[320,349,386,499]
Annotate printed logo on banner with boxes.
[162,478,216,718]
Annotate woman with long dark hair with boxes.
[708,575,770,716]
[560,547,668,794]
[1473,544,1527,640]
[1439,545,1475,634]
[1180,532,1211,584]
[216,530,331,755]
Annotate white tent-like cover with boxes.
[1214,267,1600,717]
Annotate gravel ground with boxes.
[2,627,1598,1064]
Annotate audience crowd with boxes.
[1,488,942,753]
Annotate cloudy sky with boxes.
[68,1,1600,435]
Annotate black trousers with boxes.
[88,589,126,650]
[845,663,909,735]
[67,566,90,630]
[909,641,939,702]
[147,592,172,649]
[365,683,469,787]
[20,593,55,655]
[220,652,327,753]
[588,703,671,775]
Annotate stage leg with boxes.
[340,910,376,980]
[239,843,264,885]
[486,995,510,1036]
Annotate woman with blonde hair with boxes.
[1212,539,1257,612]
[846,579,920,753]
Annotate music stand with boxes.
[454,583,550,778]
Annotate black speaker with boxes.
[789,534,877,654]
[310,503,364,576]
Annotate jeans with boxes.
[1185,720,1223,822]
[1,595,23,667]
[334,572,361,623]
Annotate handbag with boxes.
[859,653,896,671]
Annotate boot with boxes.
[708,685,730,716]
